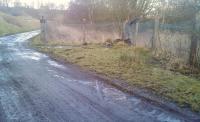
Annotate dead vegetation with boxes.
[152,31,200,77]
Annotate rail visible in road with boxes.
[0,31,192,122]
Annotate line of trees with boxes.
[0,0,66,10]
[67,0,155,42]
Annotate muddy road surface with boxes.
[0,31,196,122]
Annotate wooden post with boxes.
[40,16,47,42]
[82,18,87,45]
[133,21,139,46]
[122,19,131,45]
[152,17,160,49]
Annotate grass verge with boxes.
[31,36,200,112]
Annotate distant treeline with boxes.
[66,0,198,24]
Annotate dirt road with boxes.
[0,31,195,122]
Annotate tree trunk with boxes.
[189,14,198,66]
[122,19,130,43]
[189,35,198,66]
[83,25,86,43]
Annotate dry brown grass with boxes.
[46,22,119,44]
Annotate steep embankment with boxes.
[0,11,39,36]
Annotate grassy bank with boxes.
[31,36,200,112]
[0,11,39,36]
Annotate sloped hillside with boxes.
[0,11,39,36]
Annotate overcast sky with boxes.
[17,0,71,9]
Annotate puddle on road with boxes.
[0,70,9,81]
[0,87,34,121]
[79,80,95,86]
[7,47,19,52]
[47,69,54,72]
[0,31,42,62]
[47,60,65,69]
[15,51,47,61]
[0,31,40,44]
[73,79,128,102]
[102,87,127,101]
[6,42,15,47]
[54,74,65,79]
[65,78,184,122]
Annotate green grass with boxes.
[32,37,200,112]
[0,11,39,36]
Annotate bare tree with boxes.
[58,4,65,10]
[116,0,155,45]
[47,2,56,10]
[164,0,200,66]
[3,0,9,7]
[189,0,200,66]
[14,0,22,8]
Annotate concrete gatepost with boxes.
[40,16,47,42]
[82,18,87,45]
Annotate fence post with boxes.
[152,17,160,49]
[82,18,87,44]
[133,21,139,46]
[40,16,47,42]
[122,19,131,45]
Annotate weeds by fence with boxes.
[46,19,200,68]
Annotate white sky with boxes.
[14,0,71,9]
